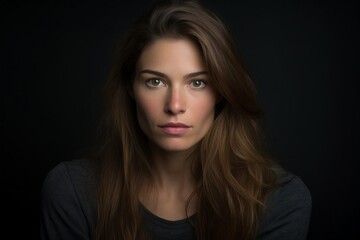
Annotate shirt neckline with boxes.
[140,203,197,227]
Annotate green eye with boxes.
[146,78,164,87]
[190,80,206,88]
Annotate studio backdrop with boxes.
[2,0,359,239]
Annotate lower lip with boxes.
[160,127,190,135]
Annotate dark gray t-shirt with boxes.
[40,159,311,240]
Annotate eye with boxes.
[190,80,207,89]
[145,78,165,87]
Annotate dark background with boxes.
[2,0,359,239]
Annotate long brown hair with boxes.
[95,1,276,239]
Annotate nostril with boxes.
[164,90,186,114]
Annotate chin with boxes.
[159,144,193,152]
[155,140,198,153]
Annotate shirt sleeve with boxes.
[257,175,312,240]
[40,162,92,240]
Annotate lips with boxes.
[158,122,191,135]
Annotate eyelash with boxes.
[145,78,207,89]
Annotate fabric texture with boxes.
[40,159,312,240]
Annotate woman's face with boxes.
[133,38,217,153]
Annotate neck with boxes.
[140,142,197,196]
[139,144,198,220]
[149,145,195,190]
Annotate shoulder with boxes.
[42,159,97,199]
[42,158,97,210]
[46,158,97,177]
[257,168,312,240]
[41,159,97,239]
[271,167,312,206]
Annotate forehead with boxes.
[137,38,205,73]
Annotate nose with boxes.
[164,86,186,115]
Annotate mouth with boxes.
[159,122,190,128]
[158,122,191,135]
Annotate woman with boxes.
[41,1,312,239]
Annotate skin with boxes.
[133,38,217,220]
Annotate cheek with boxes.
[135,94,161,124]
[194,95,217,119]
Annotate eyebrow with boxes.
[138,69,208,79]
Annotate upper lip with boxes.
[159,122,190,128]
